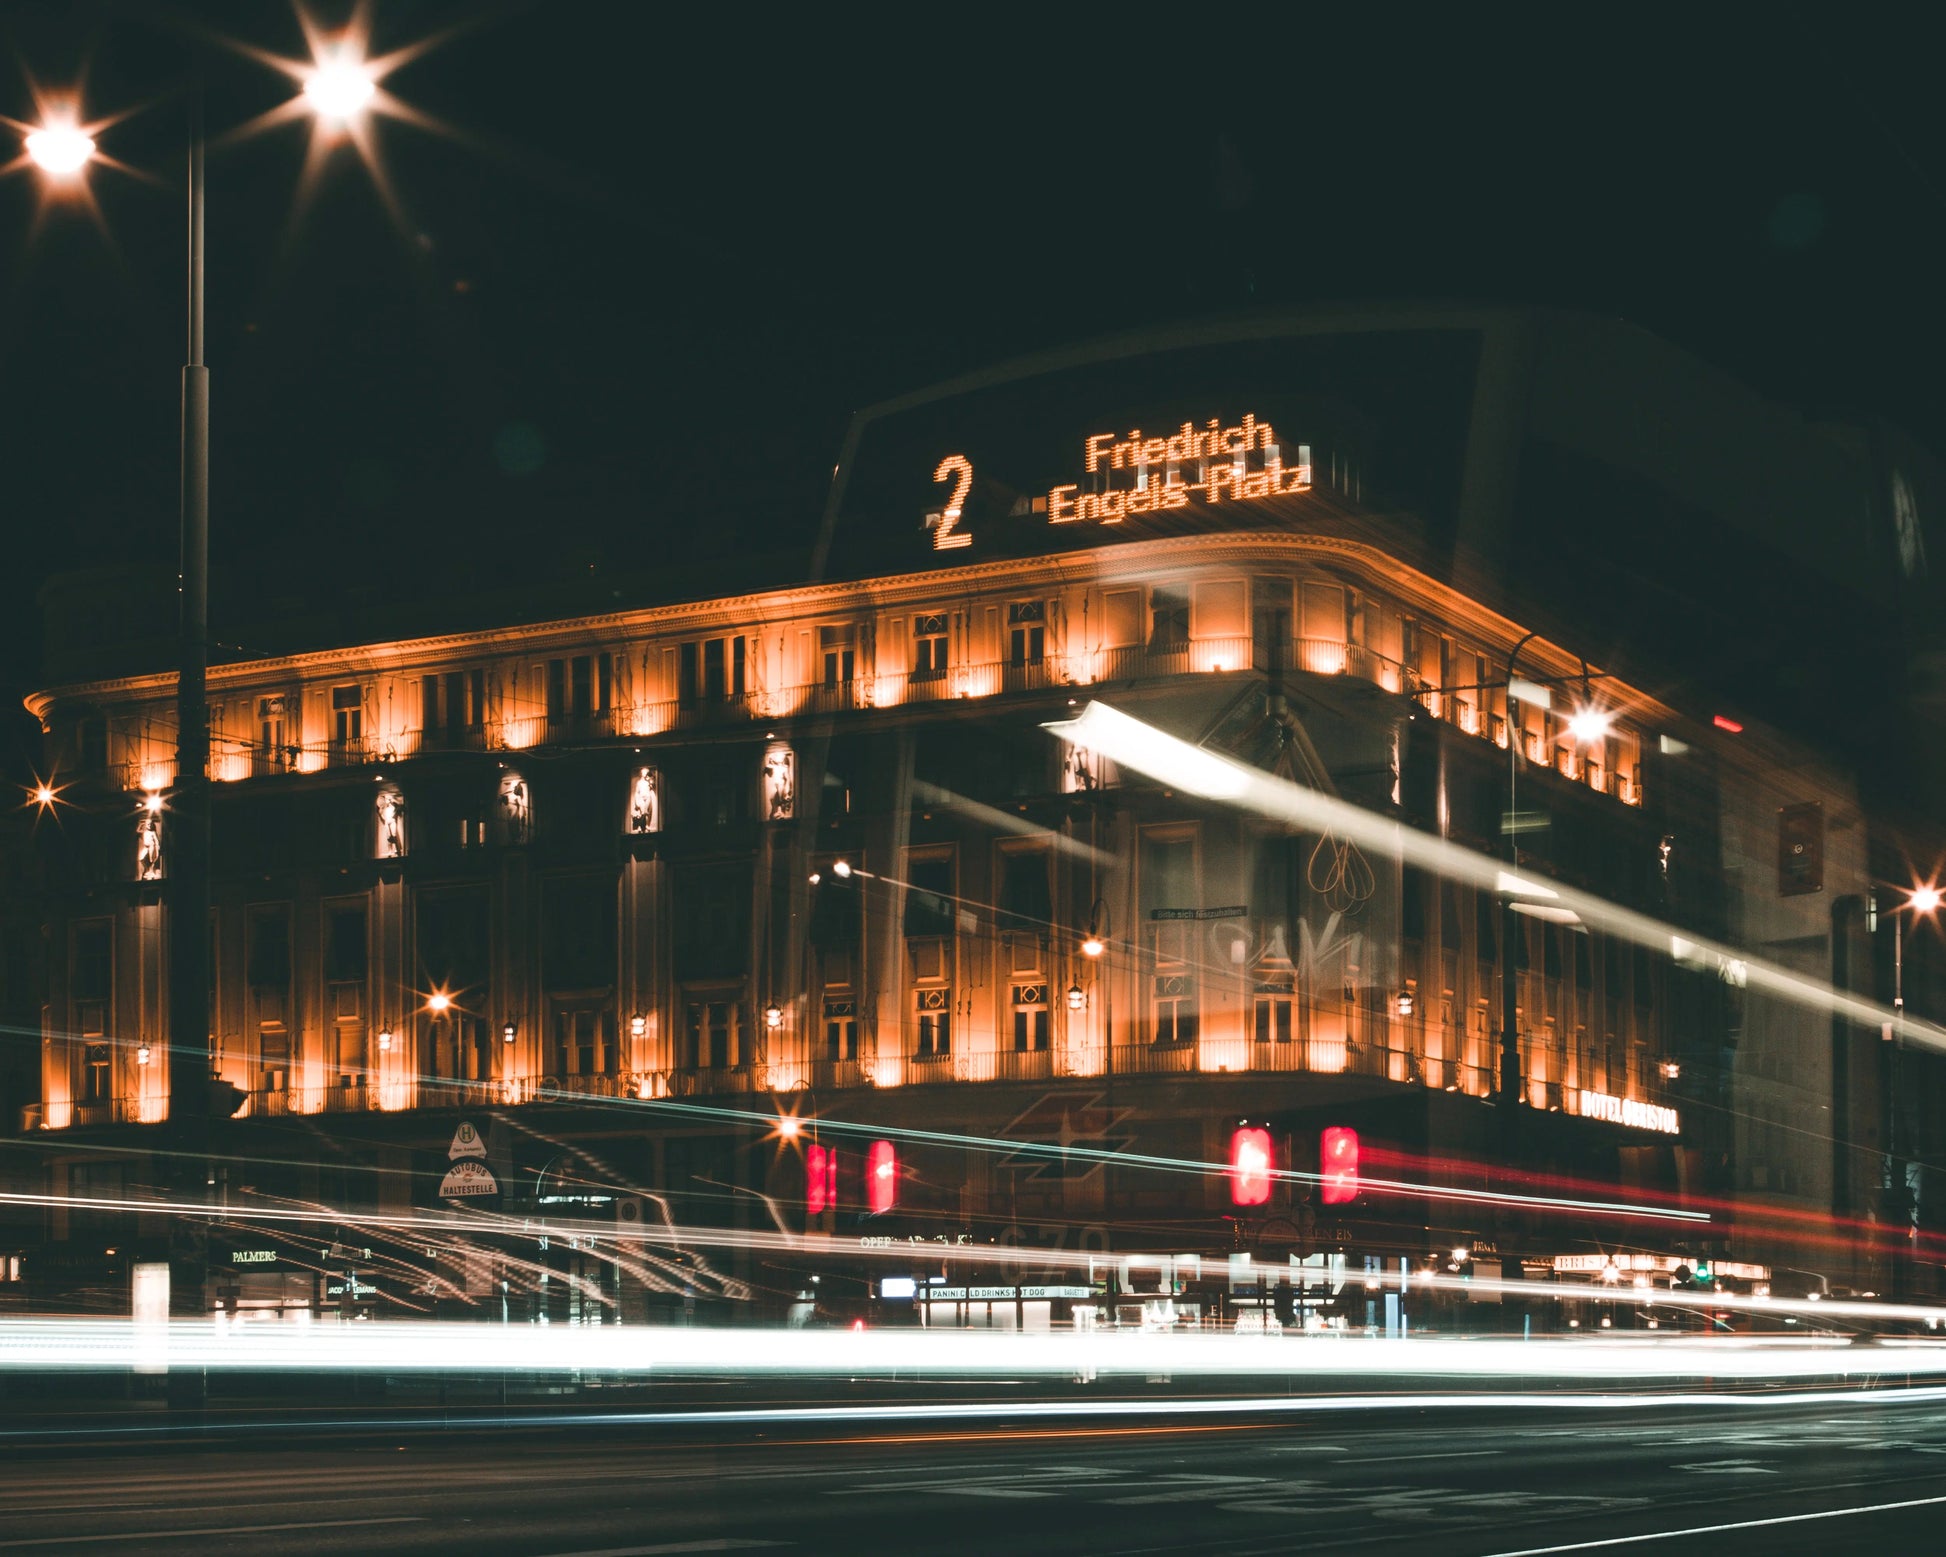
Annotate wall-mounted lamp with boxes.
[502,1021,517,1045]
[1066,983,1086,1011]
[630,1013,647,1040]
[377,1028,393,1053]
[427,991,451,1014]
[831,859,852,878]
[1081,934,1105,959]
[1659,1059,1681,1080]
[136,1043,152,1067]
[764,1002,784,1030]
[1396,991,1415,1017]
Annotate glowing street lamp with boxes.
[427,991,452,1014]
[24,123,93,176]
[1565,706,1614,745]
[303,58,377,122]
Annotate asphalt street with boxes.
[7,1397,1946,1554]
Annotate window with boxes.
[997,849,1053,938]
[915,987,951,1056]
[1012,984,1049,1052]
[681,637,746,705]
[78,715,107,773]
[821,626,856,688]
[1008,601,1045,666]
[552,1007,617,1077]
[247,905,292,990]
[1253,576,1293,671]
[331,685,362,746]
[1140,829,1198,1044]
[324,906,367,984]
[1253,986,1295,1043]
[913,613,949,680]
[1102,589,1141,649]
[424,670,487,735]
[1149,587,1190,650]
[683,999,740,1070]
[1154,974,1197,1045]
[72,921,112,1004]
[546,659,567,723]
[258,696,288,767]
[82,1043,111,1105]
[824,998,858,1062]
[902,855,956,938]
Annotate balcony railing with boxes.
[37,1034,1621,1129]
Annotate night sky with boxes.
[3,4,1944,783]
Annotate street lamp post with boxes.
[1885,884,1940,1293]
[1498,630,1543,1114]
[26,69,377,1138]
[171,101,212,1137]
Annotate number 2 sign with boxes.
[927,454,974,550]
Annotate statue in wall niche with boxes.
[501,774,532,844]
[376,788,406,859]
[762,745,794,821]
[627,765,660,834]
[135,810,163,881]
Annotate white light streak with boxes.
[2,1318,1946,1388]
[1044,703,1946,1056]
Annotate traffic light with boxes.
[805,1143,837,1216]
[1320,1126,1360,1204]
[867,1140,898,1215]
[1229,1125,1273,1206]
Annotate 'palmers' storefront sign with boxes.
[927,413,1311,551]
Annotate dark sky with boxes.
[3,3,1945,782]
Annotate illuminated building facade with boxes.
[16,307,1946,1316]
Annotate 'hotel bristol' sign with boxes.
[1576,1089,1680,1136]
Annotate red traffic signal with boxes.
[1320,1126,1360,1204]
[805,1143,837,1215]
[1229,1126,1273,1206]
[867,1140,898,1215]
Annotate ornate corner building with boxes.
[13,306,1945,1324]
